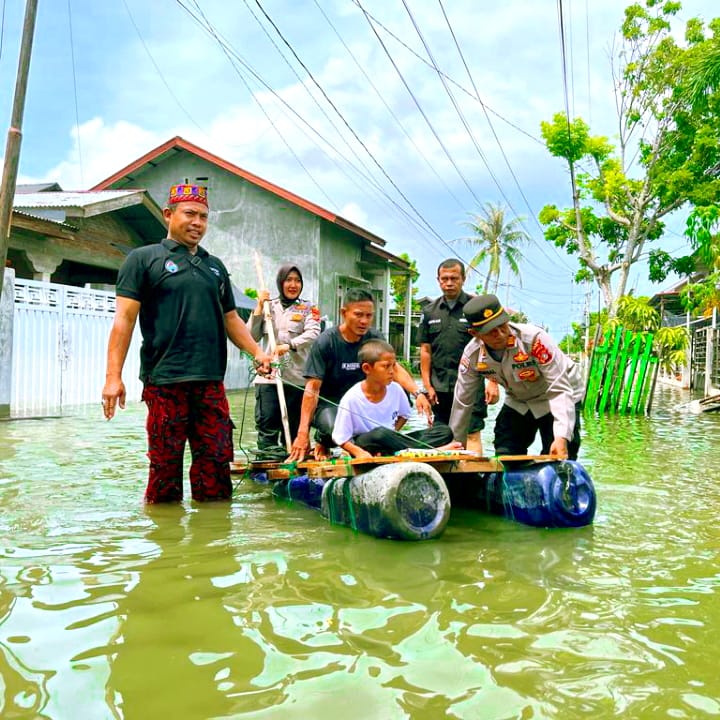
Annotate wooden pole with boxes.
[0,0,39,298]
[253,251,292,452]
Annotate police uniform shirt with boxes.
[417,290,473,392]
[117,238,236,384]
[303,326,385,405]
[450,322,584,442]
[250,297,321,387]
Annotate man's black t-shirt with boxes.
[303,326,384,404]
[116,238,236,385]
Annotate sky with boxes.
[1,0,717,338]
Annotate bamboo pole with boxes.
[253,251,292,452]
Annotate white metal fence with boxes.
[11,279,251,417]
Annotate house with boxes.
[90,136,413,337]
[650,274,719,393]
[8,184,166,285]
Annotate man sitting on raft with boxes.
[287,289,433,462]
[332,339,460,458]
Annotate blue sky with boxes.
[1,0,717,337]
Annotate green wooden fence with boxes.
[584,325,659,415]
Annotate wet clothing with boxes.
[116,238,235,385]
[250,296,320,448]
[333,380,453,455]
[116,238,237,502]
[417,291,487,428]
[142,381,234,503]
[450,322,585,457]
[303,326,384,447]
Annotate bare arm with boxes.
[393,362,432,422]
[419,343,437,405]
[287,377,323,461]
[102,297,140,420]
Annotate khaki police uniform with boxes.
[250,297,320,449]
[450,322,584,455]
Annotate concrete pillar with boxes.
[25,247,61,281]
[0,267,14,418]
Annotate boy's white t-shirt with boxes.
[332,381,411,446]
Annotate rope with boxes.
[341,478,359,533]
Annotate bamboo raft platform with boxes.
[230,451,557,481]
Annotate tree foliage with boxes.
[390,253,420,313]
[540,1,720,316]
[458,203,529,294]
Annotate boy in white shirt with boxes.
[332,340,461,458]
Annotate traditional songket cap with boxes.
[167,183,209,207]
[464,294,511,333]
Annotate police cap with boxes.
[464,294,510,333]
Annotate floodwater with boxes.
[0,385,719,719]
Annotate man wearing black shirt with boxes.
[418,259,498,451]
[287,288,432,461]
[101,183,270,503]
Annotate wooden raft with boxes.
[230,451,557,481]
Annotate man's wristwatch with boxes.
[410,389,428,400]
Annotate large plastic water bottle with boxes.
[271,462,451,540]
[479,460,596,528]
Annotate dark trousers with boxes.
[254,382,304,449]
[312,402,338,449]
[435,381,487,432]
[311,403,453,454]
[353,424,454,456]
[493,403,582,459]
[142,381,234,503]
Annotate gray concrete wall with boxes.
[0,268,14,418]
[121,152,396,327]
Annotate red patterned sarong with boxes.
[142,381,234,503]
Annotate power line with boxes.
[174,0,452,255]
[311,0,467,213]
[66,0,84,187]
[435,0,577,275]
[348,0,543,147]
[189,0,337,210]
[251,0,453,247]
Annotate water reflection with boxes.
[0,387,719,717]
[108,505,265,718]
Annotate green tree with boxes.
[539,1,720,317]
[459,202,529,294]
[390,253,420,313]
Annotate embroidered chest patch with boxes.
[164,259,178,273]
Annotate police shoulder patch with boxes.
[531,339,553,365]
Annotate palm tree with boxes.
[459,203,529,294]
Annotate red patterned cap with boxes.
[168,184,208,207]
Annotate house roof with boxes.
[90,135,397,253]
[14,189,155,216]
[12,189,166,244]
[16,182,63,193]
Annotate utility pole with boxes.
[0,0,39,298]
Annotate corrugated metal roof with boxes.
[12,209,76,228]
[13,189,140,209]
